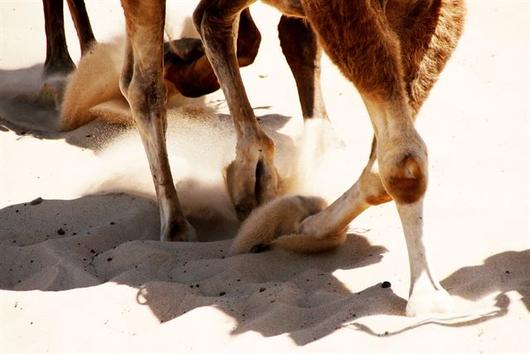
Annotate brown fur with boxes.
[301,0,405,101]
[59,10,261,131]
[58,0,466,317]
[387,0,466,115]
[119,0,193,242]
[278,15,328,120]
[66,0,96,55]
[195,0,465,244]
[164,9,261,98]
[195,0,465,315]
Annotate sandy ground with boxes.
[1,1,529,353]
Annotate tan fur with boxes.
[230,195,346,255]
[59,10,262,131]
[59,39,194,130]
[60,39,129,130]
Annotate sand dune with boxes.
[1,1,529,353]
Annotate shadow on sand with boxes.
[0,64,131,149]
[0,64,295,153]
[1,192,527,345]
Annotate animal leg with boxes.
[42,0,75,77]
[278,15,328,121]
[298,111,451,316]
[298,0,466,235]
[194,0,280,220]
[296,0,464,315]
[278,15,337,186]
[66,0,96,55]
[120,0,196,242]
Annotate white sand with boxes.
[1,1,529,353]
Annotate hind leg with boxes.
[194,0,280,220]
[42,0,76,77]
[120,0,196,242]
[298,0,464,315]
[39,0,76,106]
[278,15,340,185]
[278,16,328,121]
[300,105,451,317]
[66,0,96,55]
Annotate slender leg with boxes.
[236,9,262,67]
[194,0,280,220]
[120,0,196,242]
[277,15,333,187]
[296,0,464,315]
[278,16,328,121]
[66,0,96,55]
[298,138,389,237]
[396,199,451,315]
[300,104,450,318]
[42,0,75,77]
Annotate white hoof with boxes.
[406,287,453,317]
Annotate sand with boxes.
[1,1,529,353]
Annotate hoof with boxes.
[162,220,198,242]
[406,287,453,317]
[226,153,280,221]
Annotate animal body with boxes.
[59,13,261,130]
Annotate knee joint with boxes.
[125,75,166,118]
[382,154,427,204]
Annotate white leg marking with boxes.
[397,199,453,316]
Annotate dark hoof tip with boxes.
[250,244,271,253]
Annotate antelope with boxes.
[192,0,466,316]
[50,0,465,316]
